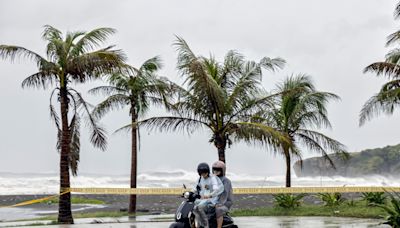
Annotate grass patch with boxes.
[6,221,58,227]
[41,197,105,205]
[33,211,134,221]
[231,201,387,219]
[13,211,150,223]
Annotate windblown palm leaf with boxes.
[361,47,400,125]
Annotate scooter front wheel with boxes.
[169,222,186,228]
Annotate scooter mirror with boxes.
[183,184,187,189]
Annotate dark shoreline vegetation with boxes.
[294,144,400,177]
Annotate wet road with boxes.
[7,216,389,227]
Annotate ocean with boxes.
[0,170,396,195]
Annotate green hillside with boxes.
[293,144,400,177]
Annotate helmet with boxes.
[197,162,210,176]
[212,160,226,176]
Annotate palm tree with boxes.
[360,2,400,125]
[89,56,173,213]
[139,37,288,164]
[0,25,127,223]
[259,75,347,187]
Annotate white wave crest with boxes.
[0,170,398,195]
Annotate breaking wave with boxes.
[0,170,397,195]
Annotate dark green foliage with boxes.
[362,192,387,206]
[318,193,345,207]
[273,193,306,209]
[294,144,400,177]
[378,193,400,227]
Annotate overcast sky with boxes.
[0,0,399,177]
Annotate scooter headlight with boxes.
[184,192,191,199]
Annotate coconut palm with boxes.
[0,25,127,223]
[138,37,288,163]
[361,2,400,125]
[258,75,347,187]
[89,56,173,213]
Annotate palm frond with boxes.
[69,114,81,176]
[231,122,290,149]
[229,92,279,122]
[293,110,332,130]
[68,46,127,82]
[70,89,107,150]
[396,1,400,19]
[45,37,65,63]
[385,48,400,64]
[173,36,225,111]
[0,45,46,64]
[387,31,400,47]
[139,56,163,75]
[42,25,62,41]
[359,92,400,126]
[227,61,263,111]
[71,27,117,55]
[88,85,127,96]
[260,57,286,72]
[92,94,130,119]
[276,74,314,93]
[21,72,58,89]
[49,88,61,130]
[295,129,348,168]
[364,62,400,79]
[220,50,244,89]
[289,145,304,167]
[290,91,340,129]
[136,116,208,134]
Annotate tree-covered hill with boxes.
[294,144,400,177]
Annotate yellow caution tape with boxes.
[0,191,70,208]
[70,187,185,195]
[233,187,400,194]
[68,186,400,195]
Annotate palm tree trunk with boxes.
[58,88,74,224]
[214,134,227,164]
[129,109,138,214]
[284,146,291,188]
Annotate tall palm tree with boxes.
[361,2,400,125]
[89,56,173,213]
[0,25,127,223]
[139,37,288,164]
[259,75,347,187]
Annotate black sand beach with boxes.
[0,193,363,216]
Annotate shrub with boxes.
[362,192,387,206]
[379,193,400,227]
[273,193,306,209]
[318,192,345,207]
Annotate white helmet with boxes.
[212,160,226,176]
